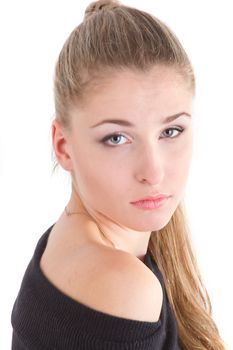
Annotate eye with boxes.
[101,133,128,146]
[161,127,184,139]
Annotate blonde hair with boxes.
[52,1,226,348]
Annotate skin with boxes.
[52,65,194,262]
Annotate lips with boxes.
[131,195,169,203]
[130,196,170,210]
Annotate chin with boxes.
[126,214,172,232]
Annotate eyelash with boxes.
[101,127,185,147]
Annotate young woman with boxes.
[11,0,226,349]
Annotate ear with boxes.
[51,119,73,172]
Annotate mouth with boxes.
[130,194,169,203]
[130,197,169,210]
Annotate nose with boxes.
[135,143,164,185]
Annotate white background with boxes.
[0,1,232,348]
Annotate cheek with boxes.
[169,141,193,186]
[174,128,193,160]
[165,130,192,169]
[73,152,121,198]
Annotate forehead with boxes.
[70,65,193,129]
[79,65,190,103]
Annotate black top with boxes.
[11,224,182,349]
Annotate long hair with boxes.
[52,1,226,348]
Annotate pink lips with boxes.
[131,194,169,202]
[130,195,169,210]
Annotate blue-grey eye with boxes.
[162,127,184,138]
[101,133,127,146]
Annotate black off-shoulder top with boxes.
[11,224,181,349]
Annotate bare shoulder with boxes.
[44,245,164,323]
[85,249,163,322]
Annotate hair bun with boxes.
[84,0,120,20]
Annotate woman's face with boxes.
[66,65,193,233]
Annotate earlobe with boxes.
[51,119,73,172]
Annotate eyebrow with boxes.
[90,112,191,128]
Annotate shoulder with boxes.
[43,244,163,323]
[87,248,163,322]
